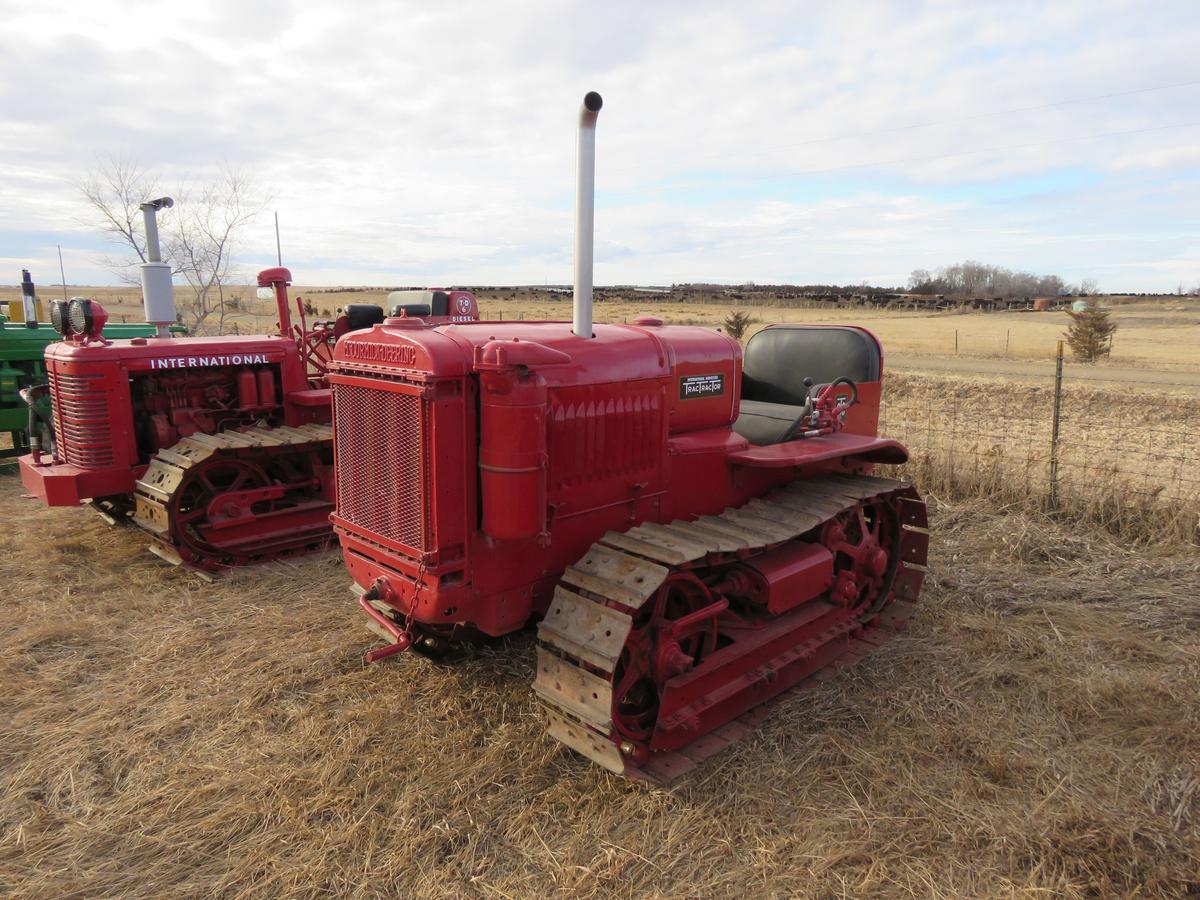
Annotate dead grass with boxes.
[881,372,1200,545]
[2,469,1198,897]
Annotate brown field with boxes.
[3,285,1199,896]
[881,370,1200,541]
[2,472,1198,897]
[4,283,1199,369]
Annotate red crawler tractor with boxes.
[19,199,479,573]
[330,93,928,780]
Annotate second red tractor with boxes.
[19,199,479,573]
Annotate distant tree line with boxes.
[908,261,1098,298]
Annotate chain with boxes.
[404,558,429,637]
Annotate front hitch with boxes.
[19,384,53,464]
[359,591,413,662]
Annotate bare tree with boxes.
[79,157,267,333]
[79,157,165,281]
[908,269,935,293]
[907,261,1093,299]
[165,170,264,335]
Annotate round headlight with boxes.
[68,298,93,336]
[50,300,70,335]
[66,298,109,340]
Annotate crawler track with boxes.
[534,473,928,783]
[132,424,335,573]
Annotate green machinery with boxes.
[1,270,183,462]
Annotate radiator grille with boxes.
[49,371,115,468]
[333,381,427,551]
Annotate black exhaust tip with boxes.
[584,91,603,112]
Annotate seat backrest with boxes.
[389,302,431,317]
[344,303,384,331]
[742,325,881,404]
[386,289,451,317]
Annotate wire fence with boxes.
[878,343,1200,544]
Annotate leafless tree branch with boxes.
[78,159,268,333]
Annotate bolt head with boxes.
[619,740,649,764]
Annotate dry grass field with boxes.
[2,473,1198,898]
[880,371,1200,542]
[3,285,1199,896]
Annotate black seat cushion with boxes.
[733,399,810,445]
[742,325,880,405]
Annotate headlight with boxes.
[68,298,92,335]
[66,298,109,341]
[50,300,70,336]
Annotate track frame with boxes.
[534,474,928,782]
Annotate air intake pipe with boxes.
[572,91,602,339]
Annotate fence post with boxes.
[1049,339,1064,508]
[954,329,959,354]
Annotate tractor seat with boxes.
[387,290,451,317]
[344,304,385,330]
[733,399,811,445]
[733,325,881,445]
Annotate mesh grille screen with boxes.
[333,381,427,550]
[49,371,115,468]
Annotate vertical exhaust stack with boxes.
[572,91,602,339]
[20,269,38,328]
[139,197,176,338]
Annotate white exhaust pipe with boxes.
[572,91,602,338]
[139,197,176,338]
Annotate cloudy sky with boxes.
[2,0,1198,291]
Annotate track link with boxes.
[534,473,928,783]
[132,423,334,573]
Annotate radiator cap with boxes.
[634,316,663,326]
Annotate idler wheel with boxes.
[820,498,902,613]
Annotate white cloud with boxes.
[0,0,1197,290]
